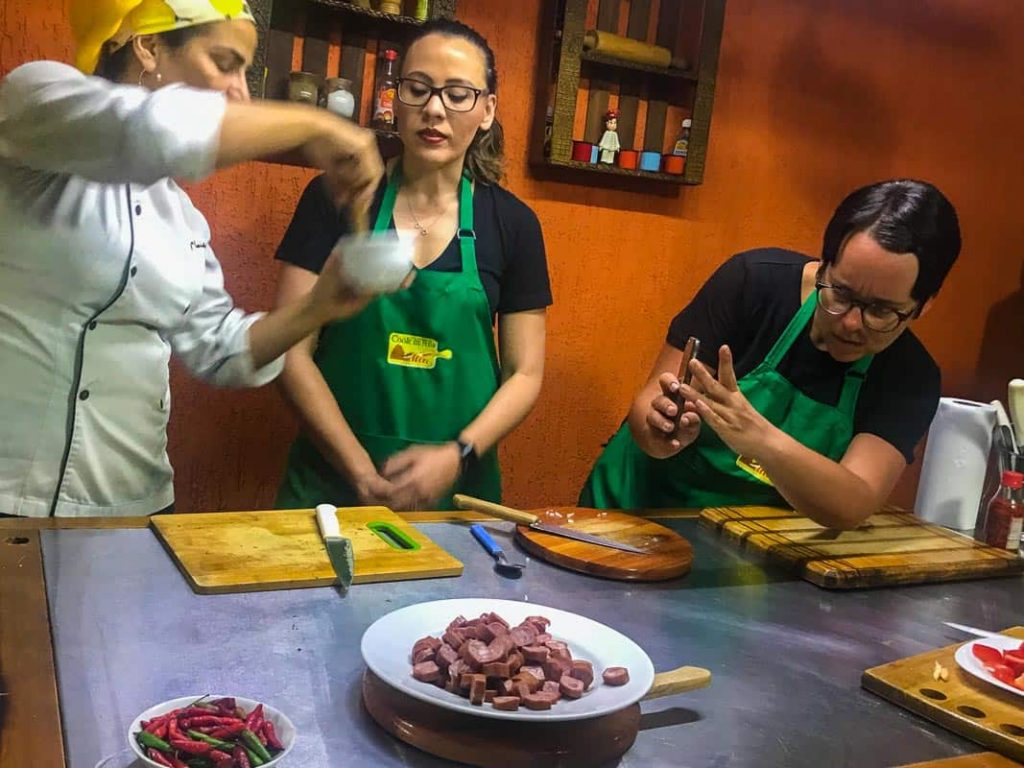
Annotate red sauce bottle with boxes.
[372,48,400,132]
[982,470,1024,550]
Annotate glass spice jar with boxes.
[325,77,356,119]
[287,71,320,105]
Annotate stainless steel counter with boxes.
[42,520,1024,767]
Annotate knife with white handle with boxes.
[991,400,1018,453]
[316,503,354,590]
[1009,379,1024,449]
[944,621,1017,641]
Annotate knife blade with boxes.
[943,621,1017,641]
[316,503,354,589]
[453,494,649,554]
[526,520,648,554]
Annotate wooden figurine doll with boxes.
[598,108,620,164]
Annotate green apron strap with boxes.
[457,176,478,277]
[374,167,400,232]
[838,352,873,412]
[762,290,817,370]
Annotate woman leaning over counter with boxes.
[0,0,385,517]
[275,20,552,512]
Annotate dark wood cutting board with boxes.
[700,506,1024,589]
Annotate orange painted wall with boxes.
[2,0,1021,512]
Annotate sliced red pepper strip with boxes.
[988,663,1017,685]
[262,720,285,751]
[972,643,1004,666]
[168,738,213,755]
[146,748,174,767]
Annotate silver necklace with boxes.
[404,193,454,237]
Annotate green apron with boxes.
[277,170,501,509]
[579,292,873,509]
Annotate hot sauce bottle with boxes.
[372,48,400,132]
[982,470,1024,551]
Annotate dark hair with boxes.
[404,19,504,185]
[94,25,205,81]
[820,179,962,306]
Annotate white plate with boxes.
[953,636,1024,697]
[334,233,415,294]
[360,597,655,722]
[127,695,296,767]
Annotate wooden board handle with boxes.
[643,666,712,700]
[452,495,538,525]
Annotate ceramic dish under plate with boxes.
[361,597,656,722]
[953,636,1024,697]
[127,695,296,767]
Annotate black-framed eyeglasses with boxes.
[815,281,917,333]
[396,77,485,113]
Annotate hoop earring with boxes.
[138,69,162,88]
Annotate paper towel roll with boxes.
[915,398,997,530]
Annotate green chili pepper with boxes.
[243,745,266,767]
[186,730,235,750]
[135,730,173,752]
[241,729,272,763]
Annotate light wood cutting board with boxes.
[151,507,462,594]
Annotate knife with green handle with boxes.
[316,503,355,590]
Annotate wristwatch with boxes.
[455,439,478,477]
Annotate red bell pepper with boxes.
[988,663,1017,685]
[972,643,1003,666]
[1002,650,1024,676]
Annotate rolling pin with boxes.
[583,29,688,70]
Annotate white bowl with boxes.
[334,233,415,295]
[127,695,296,767]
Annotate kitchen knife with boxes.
[316,503,354,589]
[453,495,648,554]
[944,621,1020,642]
[991,400,1018,453]
[1008,379,1024,448]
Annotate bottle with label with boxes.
[982,470,1024,550]
[672,118,692,157]
[372,48,400,131]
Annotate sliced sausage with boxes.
[570,660,594,689]
[436,643,459,669]
[507,651,524,674]
[535,633,552,644]
[543,657,572,682]
[559,674,585,699]
[522,645,550,663]
[602,667,630,686]
[541,680,562,701]
[442,627,466,650]
[413,646,436,664]
[412,661,441,683]
[469,675,487,705]
[521,692,553,711]
[484,690,496,703]
[492,696,520,711]
[514,670,543,693]
[521,665,546,681]
[509,624,537,647]
[524,615,551,631]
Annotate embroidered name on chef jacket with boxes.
[736,455,774,485]
[387,332,453,370]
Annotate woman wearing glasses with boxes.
[581,180,961,529]
[274,20,551,511]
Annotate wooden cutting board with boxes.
[515,508,693,581]
[151,508,462,594]
[863,627,1024,761]
[700,506,1024,589]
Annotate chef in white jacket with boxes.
[0,0,386,517]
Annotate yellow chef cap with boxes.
[71,0,255,75]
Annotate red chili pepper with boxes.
[167,716,183,742]
[972,643,1004,666]
[166,756,189,768]
[262,720,285,751]
[213,697,237,714]
[179,706,220,717]
[182,715,246,728]
[243,703,264,732]
[146,748,174,767]
[209,722,246,739]
[168,738,213,755]
[209,749,233,767]
[233,745,252,768]
[144,714,170,733]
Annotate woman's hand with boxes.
[380,444,462,511]
[303,112,383,215]
[642,373,703,457]
[679,345,775,458]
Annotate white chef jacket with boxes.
[0,61,284,517]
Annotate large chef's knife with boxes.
[316,503,354,589]
[453,495,648,554]
[944,621,1020,642]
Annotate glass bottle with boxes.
[372,48,400,131]
[982,470,1024,550]
[672,118,692,157]
[325,77,356,119]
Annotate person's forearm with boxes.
[756,429,881,529]
[278,350,376,482]
[216,100,332,169]
[458,372,543,456]
[248,294,331,370]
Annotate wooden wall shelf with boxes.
[531,0,726,188]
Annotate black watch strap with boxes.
[455,439,477,476]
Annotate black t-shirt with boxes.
[666,248,940,463]
[276,175,553,319]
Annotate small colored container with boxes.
[287,71,320,104]
[662,154,686,175]
[590,145,600,164]
[617,149,639,170]
[639,151,661,172]
[571,140,593,162]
